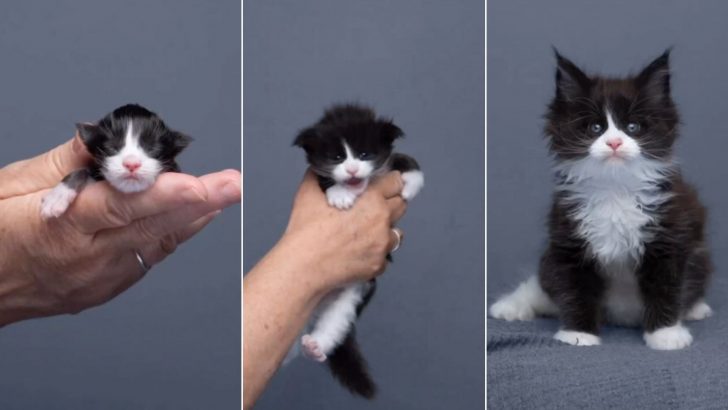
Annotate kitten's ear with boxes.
[553,48,591,101]
[380,121,404,143]
[163,131,192,157]
[293,126,318,152]
[75,122,100,144]
[635,49,671,100]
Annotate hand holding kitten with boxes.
[0,135,240,326]
[243,168,406,407]
[282,169,406,293]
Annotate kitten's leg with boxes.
[681,245,713,321]
[490,275,558,321]
[40,169,91,219]
[389,153,423,201]
[302,283,366,362]
[639,244,692,350]
[540,247,604,346]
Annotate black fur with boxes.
[294,103,418,191]
[77,104,191,180]
[540,50,712,336]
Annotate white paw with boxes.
[553,330,601,346]
[40,184,77,219]
[326,185,358,209]
[644,323,693,350]
[401,170,424,201]
[684,301,713,321]
[301,334,327,362]
[490,297,535,321]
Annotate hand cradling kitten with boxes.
[40,104,191,219]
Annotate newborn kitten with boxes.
[293,104,423,398]
[41,104,191,219]
[490,50,713,350]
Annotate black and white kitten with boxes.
[293,104,423,397]
[490,50,713,350]
[40,104,191,218]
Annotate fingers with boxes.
[369,171,403,199]
[96,170,240,250]
[68,172,210,234]
[0,135,91,199]
[90,210,223,302]
[135,211,221,267]
[386,196,407,224]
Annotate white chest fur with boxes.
[555,158,673,266]
[555,158,674,325]
[570,185,654,265]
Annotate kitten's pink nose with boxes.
[345,164,359,175]
[123,157,142,173]
[606,138,623,151]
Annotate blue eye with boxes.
[358,152,370,160]
[589,123,603,134]
[333,154,344,161]
[626,122,641,134]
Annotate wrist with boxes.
[266,231,335,302]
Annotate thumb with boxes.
[0,134,91,199]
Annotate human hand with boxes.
[277,169,407,294]
[0,135,241,325]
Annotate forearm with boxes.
[243,235,327,408]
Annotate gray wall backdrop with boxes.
[0,1,240,409]
[488,0,728,310]
[244,1,484,409]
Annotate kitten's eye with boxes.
[358,152,370,160]
[333,154,344,161]
[589,123,603,134]
[626,122,641,134]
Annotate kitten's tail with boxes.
[327,331,376,399]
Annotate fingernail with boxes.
[222,181,241,202]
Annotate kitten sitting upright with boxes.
[40,104,191,219]
[293,103,423,398]
[490,50,713,350]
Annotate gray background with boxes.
[0,1,240,409]
[244,1,484,409]
[488,1,728,408]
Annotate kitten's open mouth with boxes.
[345,177,364,186]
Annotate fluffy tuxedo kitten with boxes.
[293,104,423,398]
[41,104,191,218]
[490,50,713,350]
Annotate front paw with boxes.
[40,184,78,219]
[644,323,693,350]
[553,330,601,346]
[401,170,424,201]
[326,186,357,209]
